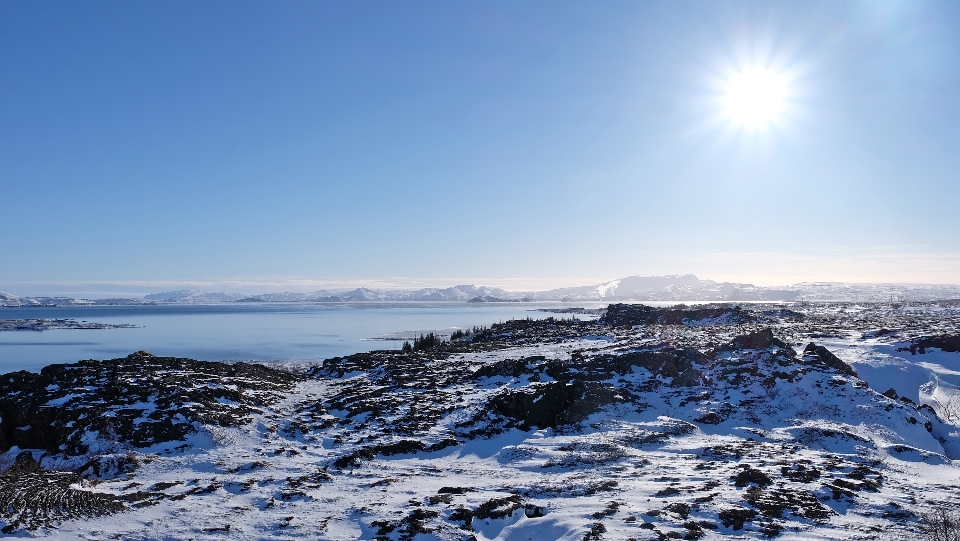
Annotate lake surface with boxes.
[0,302,610,373]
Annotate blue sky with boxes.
[2,1,959,296]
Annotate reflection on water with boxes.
[0,302,608,373]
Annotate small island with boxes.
[0,319,138,332]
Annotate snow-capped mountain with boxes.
[4,275,960,306]
[0,291,97,307]
[529,274,801,302]
[137,276,960,304]
[142,285,520,303]
[528,276,960,302]
[143,290,248,303]
[0,292,19,307]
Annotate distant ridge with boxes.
[4,275,960,306]
[525,274,800,302]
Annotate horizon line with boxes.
[4,274,960,299]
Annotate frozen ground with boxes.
[1,302,959,540]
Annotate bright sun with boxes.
[723,68,787,129]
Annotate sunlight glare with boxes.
[723,68,787,129]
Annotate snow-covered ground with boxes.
[1,302,959,540]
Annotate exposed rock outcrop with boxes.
[0,351,301,456]
[602,303,755,327]
[803,343,859,377]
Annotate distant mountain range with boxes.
[526,274,799,302]
[141,284,519,304]
[2,274,960,306]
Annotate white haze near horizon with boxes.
[1,2,959,290]
[5,249,960,299]
[4,273,960,300]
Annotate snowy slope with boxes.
[0,291,20,307]
[1,304,959,540]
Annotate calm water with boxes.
[0,302,608,373]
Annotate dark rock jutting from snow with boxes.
[486,381,625,431]
[899,334,960,355]
[716,328,792,352]
[465,325,878,441]
[0,351,301,456]
[0,352,303,532]
[0,471,130,533]
[802,343,858,378]
[602,303,755,327]
[465,346,713,434]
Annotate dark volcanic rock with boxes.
[733,466,773,487]
[802,343,858,378]
[0,471,131,532]
[487,381,625,430]
[466,346,712,433]
[614,349,710,387]
[925,335,960,352]
[9,452,40,474]
[472,356,544,379]
[901,334,960,354]
[718,328,792,352]
[718,507,756,530]
[602,304,754,327]
[332,439,460,469]
[0,351,301,456]
[744,486,834,520]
